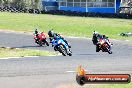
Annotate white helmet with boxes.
[93,31,98,35]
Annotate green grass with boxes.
[0,47,58,58]
[91,82,132,88]
[0,12,132,40]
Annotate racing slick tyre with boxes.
[106,47,112,54]
[68,53,72,56]
[68,50,72,56]
[59,45,67,56]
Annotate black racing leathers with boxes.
[92,34,104,52]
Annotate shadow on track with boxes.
[12,45,45,49]
[75,53,98,56]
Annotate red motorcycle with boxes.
[33,32,49,46]
[99,38,112,54]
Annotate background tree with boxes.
[0,0,42,9]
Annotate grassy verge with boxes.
[90,82,132,88]
[0,47,58,58]
[0,12,132,40]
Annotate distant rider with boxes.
[34,29,39,36]
[48,30,54,42]
[34,28,46,40]
[92,31,109,52]
[48,30,71,48]
[34,29,40,43]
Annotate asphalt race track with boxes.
[0,31,132,88]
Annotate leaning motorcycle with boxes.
[33,33,49,46]
[98,38,112,54]
[51,38,72,56]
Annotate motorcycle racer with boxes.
[51,36,72,56]
[34,29,40,43]
[48,30,71,48]
[33,29,49,46]
[92,31,110,52]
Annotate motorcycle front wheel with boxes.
[106,47,112,54]
[59,45,67,56]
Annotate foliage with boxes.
[0,0,41,9]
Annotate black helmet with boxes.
[48,30,54,37]
[35,29,38,34]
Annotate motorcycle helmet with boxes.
[35,29,39,35]
[93,31,99,37]
[48,30,54,37]
[93,31,98,35]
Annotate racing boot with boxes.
[35,39,39,44]
[96,44,100,52]
[64,39,71,48]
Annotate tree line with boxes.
[0,0,41,9]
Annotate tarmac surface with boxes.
[0,31,132,88]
